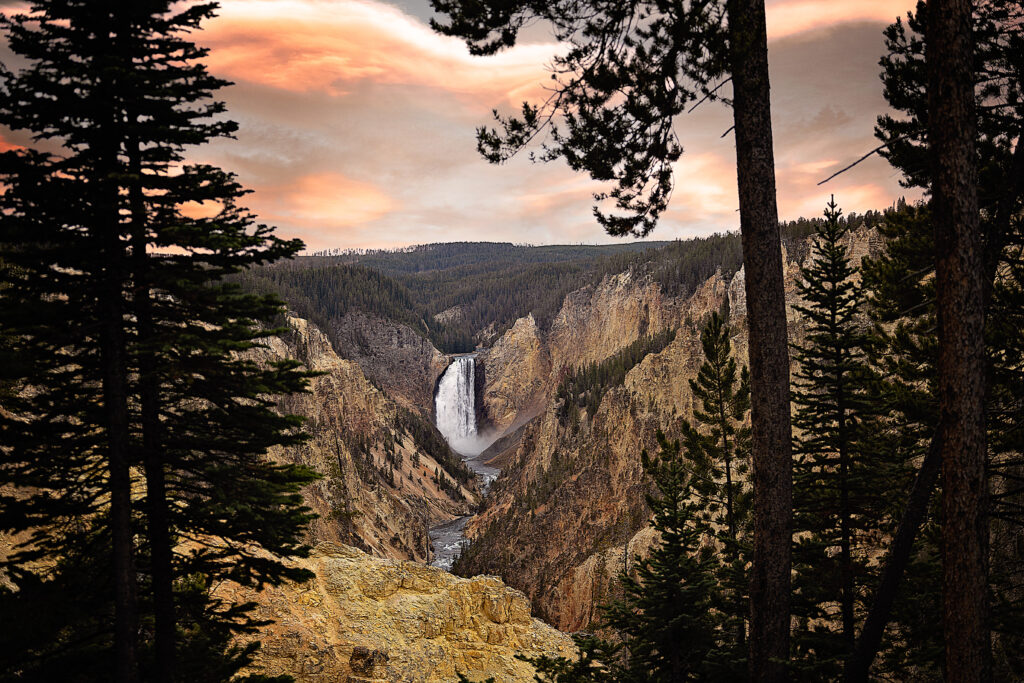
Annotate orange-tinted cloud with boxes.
[202,0,560,105]
[0,1,923,249]
[766,0,916,40]
[252,171,397,243]
[179,200,222,220]
[0,133,24,153]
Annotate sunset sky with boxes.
[0,0,923,250]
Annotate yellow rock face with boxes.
[479,314,550,435]
[229,543,576,682]
[463,230,880,631]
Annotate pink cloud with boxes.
[0,1,923,250]
[202,0,561,105]
[766,0,916,40]
[777,157,907,221]
[249,171,398,248]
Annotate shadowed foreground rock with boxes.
[226,543,575,682]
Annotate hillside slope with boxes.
[256,316,477,562]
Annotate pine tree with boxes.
[848,2,1024,677]
[602,432,723,682]
[789,198,878,678]
[0,1,318,679]
[681,311,751,668]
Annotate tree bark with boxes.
[97,155,139,683]
[130,141,176,683]
[99,14,140,679]
[928,1,990,680]
[837,385,854,651]
[727,1,792,679]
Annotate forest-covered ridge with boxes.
[308,240,672,275]
[239,205,897,354]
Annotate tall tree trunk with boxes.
[727,1,792,679]
[848,123,1019,683]
[101,264,138,683]
[130,141,176,683]
[98,157,139,683]
[928,1,990,680]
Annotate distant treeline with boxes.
[239,203,903,354]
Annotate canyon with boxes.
[241,228,882,677]
[453,228,880,630]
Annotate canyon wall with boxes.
[257,316,477,563]
[328,311,449,415]
[460,229,881,630]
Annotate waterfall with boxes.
[435,355,477,452]
[430,353,501,570]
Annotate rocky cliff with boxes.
[258,316,477,562]
[458,273,728,628]
[458,229,881,630]
[476,270,686,437]
[328,311,449,415]
[477,314,550,435]
[227,543,575,682]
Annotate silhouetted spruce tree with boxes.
[430,2,793,672]
[601,431,723,682]
[788,198,878,679]
[855,206,945,680]
[680,311,751,671]
[0,2,317,680]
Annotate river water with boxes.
[429,354,498,570]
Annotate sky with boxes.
[0,0,922,251]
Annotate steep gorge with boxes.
[236,229,881,677]
[256,315,478,563]
[456,228,882,630]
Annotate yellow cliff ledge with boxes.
[224,542,576,682]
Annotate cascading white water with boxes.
[435,355,477,452]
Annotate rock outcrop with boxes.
[478,314,550,435]
[476,270,687,438]
[228,543,575,682]
[547,269,683,373]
